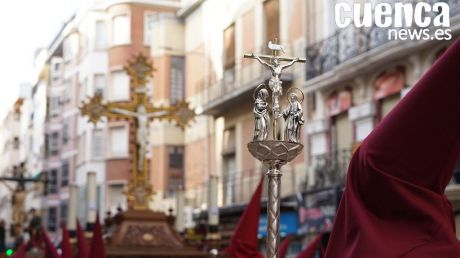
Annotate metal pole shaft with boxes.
[267,163,282,258]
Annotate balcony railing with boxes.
[306,0,460,80]
[203,61,265,105]
[201,43,297,111]
[310,148,352,189]
[185,166,299,208]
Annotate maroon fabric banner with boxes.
[223,175,264,258]
[76,220,89,258]
[89,214,106,258]
[279,235,292,258]
[295,234,323,258]
[61,223,74,258]
[42,228,60,258]
[12,242,27,258]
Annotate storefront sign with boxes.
[326,90,352,116]
[258,211,299,237]
[298,188,340,234]
[374,69,405,99]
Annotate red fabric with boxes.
[12,242,27,258]
[76,220,89,258]
[296,234,323,258]
[279,235,292,258]
[61,224,74,258]
[325,37,460,258]
[42,228,60,258]
[89,214,106,258]
[224,175,264,258]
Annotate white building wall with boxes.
[76,9,109,220]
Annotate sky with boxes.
[0,0,84,120]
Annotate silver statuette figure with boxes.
[282,88,305,143]
[253,85,270,141]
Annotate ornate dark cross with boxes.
[0,163,49,236]
[80,53,196,210]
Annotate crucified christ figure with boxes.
[248,53,300,117]
[110,106,169,172]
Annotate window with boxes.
[63,79,71,103]
[109,126,128,157]
[223,155,236,205]
[222,128,236,155]
[169,56,185,103]
[310,133,327,156]
[64,33,79,62]
[51,58,63,81]
[108,184,126,209]
[94,74,106,96]
[50,96,60,117]
[355,118,373,142]
[95,21,107,49]
[167,146,184,197]
[13,137,19,150]
[62,118,70,145]
[92,129,104,158]
[223,24,236,70]
[49,132,59,156]
[112,15,130,45]
[79,78,88,102]
[47,207,57,232]
[264,0,280,42]
[110,71,130,101]
[53,62,61,76]
[60,202,68,225]
[77,133,86,164]
[61,160,69,187]
[144,12,156,45]
[49,170,58,194]
[223,24,236,86]
[44,134,49,157]
[308,92,317,112]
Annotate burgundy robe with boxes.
[325,38,460,258]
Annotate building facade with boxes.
[303,0,460,241]
[4,0,460,251]
[175,0,460,252]
[35,0,181,237]
[175,0,308,246]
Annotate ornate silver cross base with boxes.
[248,141,303,258]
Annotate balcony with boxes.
[185,167,299,209]
[202,44,296,116]
[308,148,352,190]
[305,0,460,87]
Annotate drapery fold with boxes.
[325,37,460,258]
